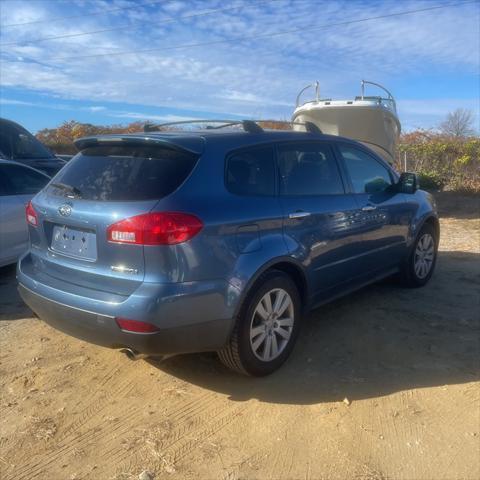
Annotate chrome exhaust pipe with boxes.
[120,348,149,361]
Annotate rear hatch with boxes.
[28,135,202,298]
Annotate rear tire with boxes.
[399,223,438,288]
[218,270,301,376]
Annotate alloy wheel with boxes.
[414,233,435,279]
[249,288,294,362]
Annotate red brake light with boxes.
[26,201,38,227]
[107,212,203,245]
[115,317,159,333]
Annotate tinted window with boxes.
[226,145,275,196]
[0,121,53,160]
[50,145,199,201]
[1,164,49,195]
[339,145,392,194]
[277,142,344,195]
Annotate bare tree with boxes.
[439,109,476,138]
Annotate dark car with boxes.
[17,121,439,376]
[0,118,66,176]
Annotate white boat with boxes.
[292,80,401,164]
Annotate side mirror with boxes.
[397,172,419,194]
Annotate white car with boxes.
[0,160,50,267]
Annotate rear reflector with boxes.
[115,317,159,333]
[107,212,203,245]
[26,201,38,227]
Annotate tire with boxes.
[218,270,302,376]
[399,223,438,288]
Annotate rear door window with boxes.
[1,164,50,195]
[49,144,199,201]
[277,142,344,196]
[226,145,275,196]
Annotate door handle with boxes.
[361,205,377,212]
[288,211,311,219]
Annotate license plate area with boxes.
[51,225,97,261]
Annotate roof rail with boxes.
[143,119,264,134]
[142,119,323,134]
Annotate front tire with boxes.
[218,270,301,376]
[399,223,438,287]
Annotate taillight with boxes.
[107,212,203,245]
[115,317,159,333]
[26,201,38,227]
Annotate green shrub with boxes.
[397,133,480,193]
[417,171,445,191]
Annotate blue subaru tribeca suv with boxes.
[17,121,439,376]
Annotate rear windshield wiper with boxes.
[50,182,82,198]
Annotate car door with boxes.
[0,164,50,266]
[277,141,368,304]
[336,143,411,273]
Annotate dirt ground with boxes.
[0,192,479,480]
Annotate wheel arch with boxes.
[232,257,309,320]
[417,214,440,247]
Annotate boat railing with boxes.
[295,81,320,107]
[360,80,397,113]
[295,80,397,114]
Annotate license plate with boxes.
[51,225,97,261]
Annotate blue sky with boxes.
[0,0,479,133]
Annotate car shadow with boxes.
[148,250,480,405]
[0,264,32,321]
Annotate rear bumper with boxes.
[17,253,237,355]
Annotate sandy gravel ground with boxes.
[0,193,479,480]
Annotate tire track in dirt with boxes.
[101,391,235,472]
[221,452,266,480]
[56,371,135,442]
[152,404,247,475]
[0,359,120,428]
[90,390,247,478]
[267,445,295,480]
[5,404,145,480]
[0,363,127,465]
[170,407,245,462]
[6,387,219,479]
[2,365,147,479]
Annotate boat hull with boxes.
[292,102,400,163]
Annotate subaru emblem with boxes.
[58,204,72,217]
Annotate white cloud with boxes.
[0,97,70,110]
[0,98,35,106]
[107,111,200,122]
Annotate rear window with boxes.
[50,144,198,201]
[0,121,54,160]
[226,145,275,196]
